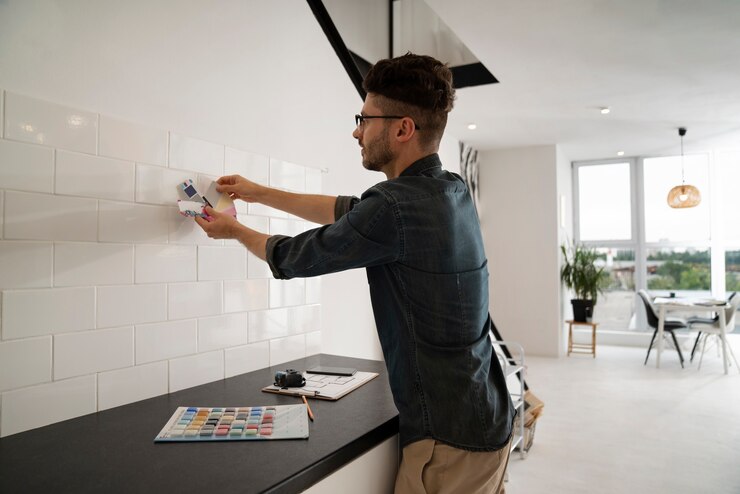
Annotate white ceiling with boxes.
[424,0,740,161]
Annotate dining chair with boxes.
[687,292,736,362]
[638,289,688,368]
[687,293,740,371]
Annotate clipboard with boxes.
[262,371,379,401]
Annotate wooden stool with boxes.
[566,320,598,357]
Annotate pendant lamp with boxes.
[667,127,701,208]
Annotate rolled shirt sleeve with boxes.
[266,188,399,280]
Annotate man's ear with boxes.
[395,117,416,143]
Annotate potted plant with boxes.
[560,243,609,322]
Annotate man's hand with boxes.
[216,175,263,203]
[194,206,240,240]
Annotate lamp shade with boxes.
[667,184,701,208]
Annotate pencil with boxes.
[302,395,315,421]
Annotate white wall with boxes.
[479,145,564,357]
[0,0,392,436]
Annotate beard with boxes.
[361,128,394,172]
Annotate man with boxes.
[196,53,515,493]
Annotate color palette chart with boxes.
[154,404,309,442]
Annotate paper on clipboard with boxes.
[262,371,379,401]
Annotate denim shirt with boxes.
[266,154,515,451]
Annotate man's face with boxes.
[353,94,395,172]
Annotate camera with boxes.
[274,369,306,388]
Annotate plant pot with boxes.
[571,299,594,322]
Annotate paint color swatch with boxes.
[154,404,309,442]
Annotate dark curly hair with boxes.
[363,53,455,148]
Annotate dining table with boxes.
[653,297,732,374]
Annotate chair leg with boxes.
[645,329,658,365]
[699,332,709,370]
[669,331,685,368]
[690,332,703,362]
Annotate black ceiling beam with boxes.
[306,0,366,100]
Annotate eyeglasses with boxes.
[355,114,421,130]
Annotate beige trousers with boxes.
[394,436,513,494]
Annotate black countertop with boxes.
[0,354,399,494]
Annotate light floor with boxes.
[506,337,740,494]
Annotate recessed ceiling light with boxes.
[617,151,625,156]
[467,123,477,130]
[600,107,611,115]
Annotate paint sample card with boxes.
[176,179,236,218]
[177,200,207,218]
[154,404,309,442]
[203,181,237,217]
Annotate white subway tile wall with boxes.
[55,151,135,202]
[0,139,54,193]
[54,242,134,287]
[98,116,167,166]
[0,241,53,289]
[0,92,323,436]
[5,191,98,241]
[4,92,98,154]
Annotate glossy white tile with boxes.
[168,281,222,320]
[248,202,288,218]
[269,158,305,192]
[305,277,322,305]
[197,246,246,281]
[135,319,197,364]
[0,337,52,392]
[97,284,167,329]
[225,147,269,185]
[98,361,168,411]
[54,326,134,380]
[248,308,289,342]
[0,375,96,437]
[55,150,134,201]
[168,133,223,176]
[1,287,95,339]
[198,313,248,352]
[305,167,322,194]
[1,88,4,138]
[248,252,273,279]
[306,331,322,357]
[270,218,306,238]
[223,279,269,313]
[169,350,224,393]
[54,242,133,287]
[99,200,169,244]
[0,190,4,238]
[4,191,97,241]
[135,164,192,205]
[288,304,321,334]
[99,115,167,166]
[224,341,270,378]
[4,92,97,154]
[269,334,306,367]
[135,244,196,283]
[0,241,52,289]
[0,139,54,193]
[224,214,267,245]
[269,278,305,308]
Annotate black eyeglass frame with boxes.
[355,114,421,130]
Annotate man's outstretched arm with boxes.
[217,174,337,225]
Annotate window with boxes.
[577,163,631,241]
[593,247,635,330]
[643,155,710,243]
[573,151,736,333]
[646,247,711,293]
